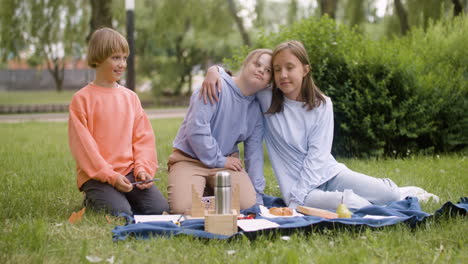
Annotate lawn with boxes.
[0,119,467,263]
[0,90,156,106]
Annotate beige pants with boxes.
[167,149,256,214]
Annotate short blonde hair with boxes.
[87,27,129,68]
[239,48,272,74]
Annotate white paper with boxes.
[363,215,399,220]
[259,205,304,218]
[237,219,280,232]
[134,214,184,224]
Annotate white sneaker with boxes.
[399,186,440,203]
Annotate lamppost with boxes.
[125,0,135,91]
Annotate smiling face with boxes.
[273,49,310,101]
[95,52,128,84]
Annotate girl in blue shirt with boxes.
[168,49,272,214]
[202,41,400,211]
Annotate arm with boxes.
[243,110,266,204]
[132,97,158,189]
[68,103,132,192]
[288,101,335,208]
[199,65,222,104]
[185,91,227,168]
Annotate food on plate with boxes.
[269,207,293,216]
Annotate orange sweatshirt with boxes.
[68,83,158,189]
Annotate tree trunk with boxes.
[87,0,113,42]
[254,0,265,28]
[173,19,191,95]
[46,57,65,92]
[346,0,365,27]
[288,0,298,25]
[226,0,251,46]
[394,0,409,35]
[451,0,464,16]
[186,72,193,96]
[320,0,338,19]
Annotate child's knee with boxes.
[375,179,400,204]
[167,184,191,214]
[383,186,401,204]
[230,171,256,210]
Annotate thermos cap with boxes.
[215,171,231,187]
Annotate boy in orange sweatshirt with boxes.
[68,27,169,216]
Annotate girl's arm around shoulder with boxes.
[199,65,226,104]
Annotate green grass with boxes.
[0,91,77,105]
[1,119,467,263]
[0,90,157,105]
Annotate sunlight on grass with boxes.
[1,120,467,263]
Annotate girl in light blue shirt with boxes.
[168,49,272,214]
[202,41,400,211]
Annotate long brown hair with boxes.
[266,40,325,114]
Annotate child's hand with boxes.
[115,174,133,192]
[135,171,153,190]
[199,66,222,104]
[224,157,243,171]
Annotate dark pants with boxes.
[81,171,169,216]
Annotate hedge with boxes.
[225,16,467,157]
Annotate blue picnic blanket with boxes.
[112,196,467,241]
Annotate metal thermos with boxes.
[215,171,231,214]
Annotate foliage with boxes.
[0,0,90,92]
[1,120,467,263]
[383,0,460,37]
[0,0,27,61]
[132,0,243,96]
[230,15,467,157]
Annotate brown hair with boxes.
[266,40,325,114]
[87,27,129,68]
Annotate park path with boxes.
[0,108,187,123]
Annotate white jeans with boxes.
[303,168,400,211]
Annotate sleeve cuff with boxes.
[108,171,121,186]
[255,193,264,205]
[288,201,299,209]
[134,166,146,177]
[215,156,227,168]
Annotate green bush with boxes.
[228,16,467,157]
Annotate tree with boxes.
[135,0,242,96]
[394,0,409,35]
[343,0,366,29]
[254,0,266,28]
[288,0,298,25]
[86,0,113,42]
[320,0,339,19]
[0,0,89,92]
[0,0,26,62]
[451,0,464,16]
[227,0,251,46]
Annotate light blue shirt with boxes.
[173,68,265,203]
[256,88,347,208]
